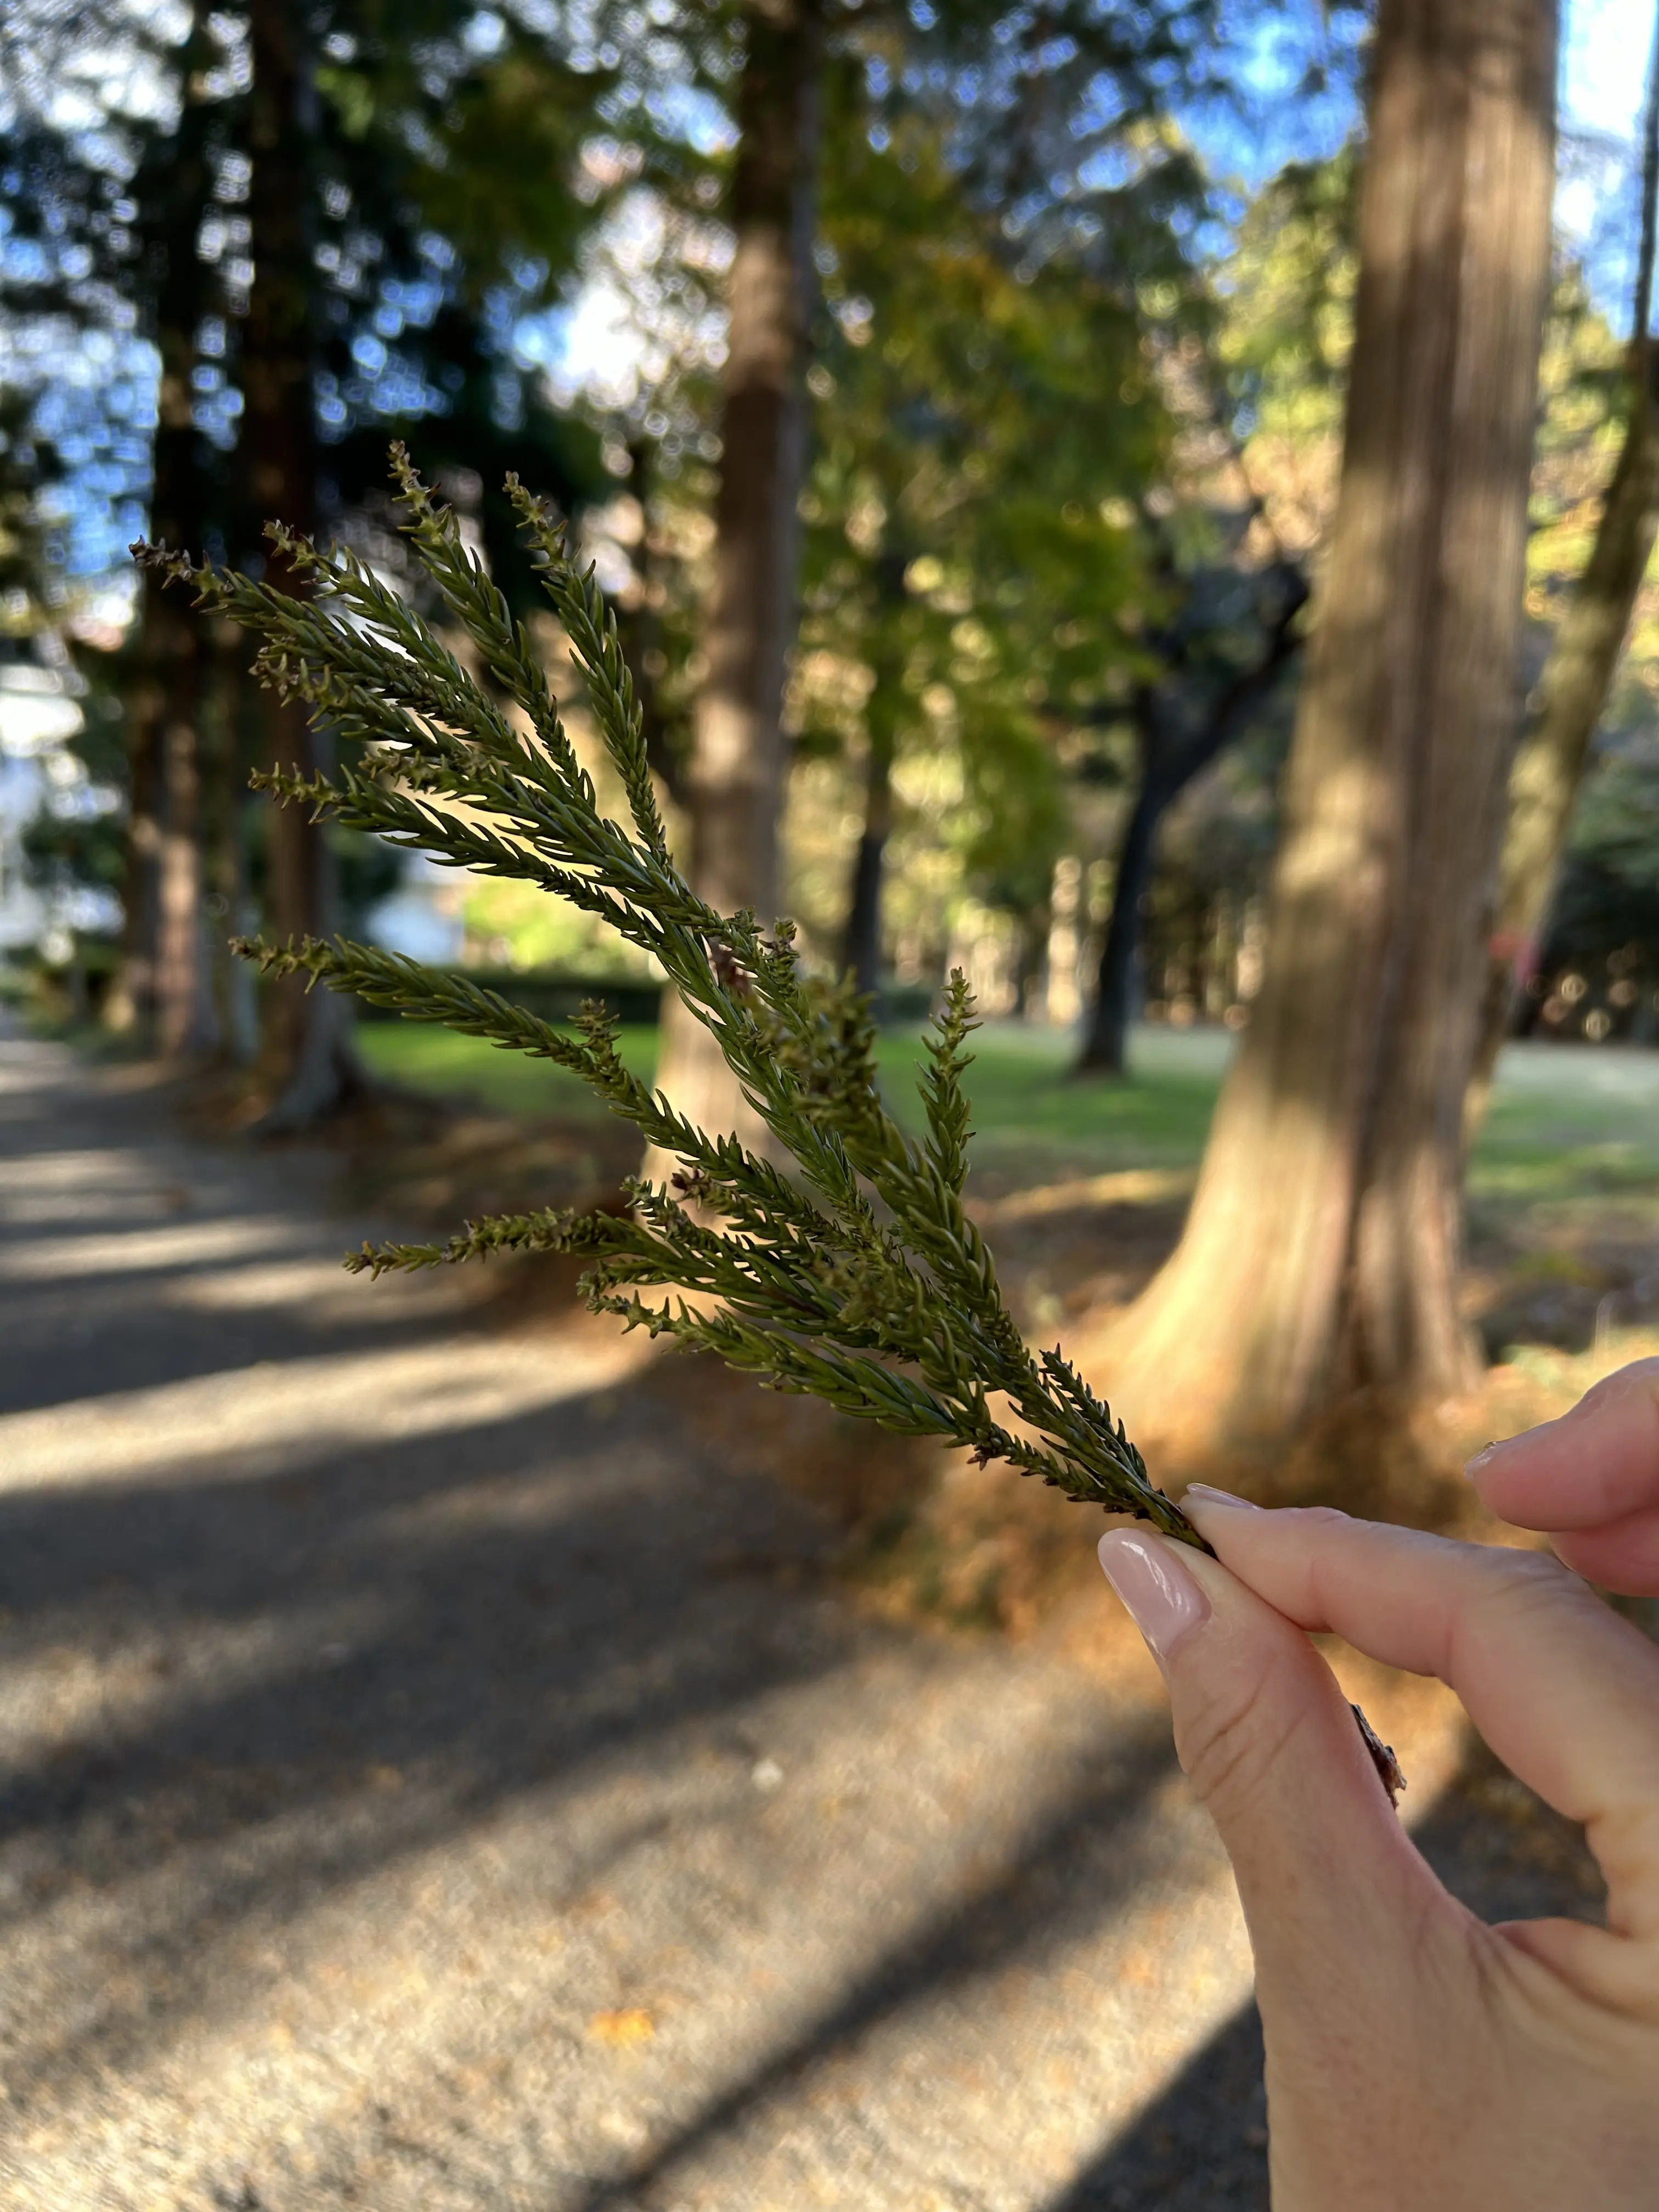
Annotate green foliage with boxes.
[1218,151,1357,435]
[1518,735,1659,1043]
[795,91,1173,933]
[137,447,1199,1545]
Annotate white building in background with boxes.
[0,744,51,952]
[1,630,465,973]
[0,639,121,960]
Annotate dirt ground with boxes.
[0,1024,1605,2211]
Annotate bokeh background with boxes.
[0,2,1654,2206]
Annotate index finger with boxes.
[1468,1358,1659,1532]
[1182,1495,1659,1951]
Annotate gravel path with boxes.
[0,1026,1601,2211]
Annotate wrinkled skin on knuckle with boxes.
[1173,1637,1313,1823]
[1472,1543,1594,1633]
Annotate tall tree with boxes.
[0,4,207,1038]
[237,0,364,1126]
[1468,7,1659,1117]
[647,0,1223,1145]
[648,0,823,1150]
[1092,0,1558,1452]
[122,4,222,1059]
[1077,153,1352,1074]
[234,0,609,1121]
[791,86,1170,998]
[1077,554,1307,1074]
[837,555,906,996]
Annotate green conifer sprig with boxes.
[132,447,1202,1549]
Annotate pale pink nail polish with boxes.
[1097,1532,1210,1661]
[1184,1483,1261,1511]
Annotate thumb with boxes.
[1097,1523,1440,1991]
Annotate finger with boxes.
[1096,1528,1623,2199]
[1182,1493,1659,1956]
[1468,1358,1659,1532]
[1552,1507,1659,1597]
[1096,1527,1443,1994]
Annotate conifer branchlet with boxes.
[133,447,1204,1549]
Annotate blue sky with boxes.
[1187,0,1652,325]
[1565,0,1648,143]
[1559,0,1650,323]
[554,0,1658,403]
[18,0,1658,596]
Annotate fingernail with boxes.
[1464,1437,1511,1480]
[1184,1483,1260,1511]
[1098,1532,1210,1662]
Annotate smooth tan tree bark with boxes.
[650,0,822,1159]
[241,0,364,1126]
[1093,0,1558,1453]
[1467,19,1659,1126]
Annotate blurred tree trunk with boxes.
[1078,565,1307,1077]
[650,0,822,1158]
[840,550,907,996]
[1094,0,1557,1453]
[202,618,261,1061]
[1081,746,1163,1077]
[842,715,895,997]
[114,7,217,1053]
[615,436,684,803]
[155,713,207,1057]
[1466,21,1659,1128]
[241,0,364,1126]
[1011,902,1049,1019]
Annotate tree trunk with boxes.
[155,709,211,1057]
[1012,902,1049,1019]
[1092,0,1557,1456]
[616,437,683,803]
[838,550,909,999]
[114,9,216,1050]
[202,623,260,1061]
[845,619,911,991]
[111,712,161,1036]
[1076,566,1307,1078]
[1078,758,1164,1075]
[1466,406,1659,1122]
[842,736,893,997]
[1466,25,1659,1127]
[242,0,363,1127]
[649,0,822,1158]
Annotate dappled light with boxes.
[5,0,1658,2202]
[0,1022,1613,2209]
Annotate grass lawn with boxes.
[356,1015,1229,1187]
[358,1010,1659,1358]
[1471,1046,1659,1210]
[358,1018,661,1127]
[357,1012,1659,1207]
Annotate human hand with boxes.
[1096,1362,1659,2212]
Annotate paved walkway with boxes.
[0,1029,1595,2211]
